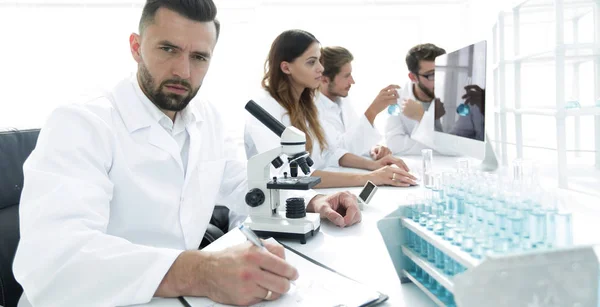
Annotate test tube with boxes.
[405,229,414,249]
[529,206,547,249]
[506,212,525,252]
[422,149,434,188]
[442,172,456,219]
[461,231,475,252]
[411,198,421,222]
[420,238,428,258]
[413,235,421,254]
[427,243,436,263]
[444,219,456,242]
[415,265,424,282]
[512,158,524,182]
[553,191,573,247]
[434,248,444,269]
[444,255,455,276]
[433,217,445,237]
[407,259,417,275]
[429,278,440,295]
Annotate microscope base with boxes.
[243,212,321,244]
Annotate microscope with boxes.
[243,100,321,244]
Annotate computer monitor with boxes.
[433,40,498,171]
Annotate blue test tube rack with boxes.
[377,206,599,307]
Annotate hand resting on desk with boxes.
[366,164,417,187]
[307,191,362,228]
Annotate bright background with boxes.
[1,0,598,196]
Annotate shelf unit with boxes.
[491,0,600,188]
[377,207,600,307]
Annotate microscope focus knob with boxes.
[271,157,284,168]
[245,188,265,207]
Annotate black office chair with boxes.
[0,128,228,307]
[0,128,38,307]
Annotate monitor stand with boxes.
[480,133,499,172]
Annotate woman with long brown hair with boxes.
[244,29,416,188]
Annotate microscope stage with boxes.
[266,176,322,190]
[243,212,321,244]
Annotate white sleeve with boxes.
[13,106,182,307]
[314,129,348,169]
[335,105,381,156]
[384,113,428,155]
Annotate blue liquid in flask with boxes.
[388,104,401,116]
[456,104,470,116]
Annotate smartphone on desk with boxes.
[357,180,378,210]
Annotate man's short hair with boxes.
[406,43,446,73]
[139,0,220,39]
[320,46,354,81]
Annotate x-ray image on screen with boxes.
[434,40,486,142]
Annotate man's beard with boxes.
[138,64,199,112]
[416,81,435,101]
[328,82,349,98]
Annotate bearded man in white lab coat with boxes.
[12,1,361,306]
[316,46,409,169]
[385,43,448,155]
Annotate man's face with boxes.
[413,60,435,100]
[130,8,217,111]
[327,62,355,98]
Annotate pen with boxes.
[238,224,296,285]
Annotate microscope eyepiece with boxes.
[245,100,285,137]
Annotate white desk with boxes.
[140,155,600,307]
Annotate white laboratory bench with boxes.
[140,155,600,307]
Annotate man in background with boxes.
[385,43,447,155]
[317,46,402,162]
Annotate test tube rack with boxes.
[377,206,599,307]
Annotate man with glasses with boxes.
[385,43,447,155]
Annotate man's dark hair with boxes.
[139,0,220,39]
[405,43,446,73]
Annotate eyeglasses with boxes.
[417,72,435,81]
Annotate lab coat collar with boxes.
[316,92,342,110]
[113,74,203,134]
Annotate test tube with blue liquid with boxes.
[529,205,547,249]
[443,255,455,276]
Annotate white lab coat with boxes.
[384,81,448,155]
[244,90,339,171]
[315,92,382,157]
[13,75,248,307]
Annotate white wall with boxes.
[0,0,476,136]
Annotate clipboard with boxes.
[178,229,389,307]
[277,241,389,307]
